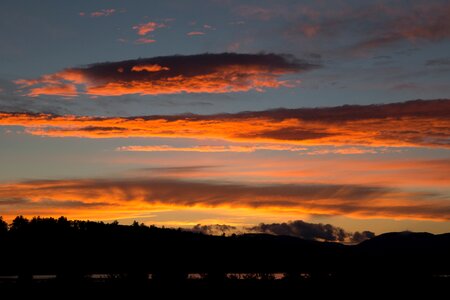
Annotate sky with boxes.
[0,0,449,236]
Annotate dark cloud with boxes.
[249,220,347,242]
[0,198,29,205]
[15,53,319,97]
[217,99,450,123]
[351,230,376,243]
[36,199,110,208]
[189,224,237,235]
[238,128,332,141]
[248,220,376,243]
[189,221,376,243]
[0,197,109,209]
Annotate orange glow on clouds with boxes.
[0,100,448,148]
[131,64,170,72]
[24,83,78,98]
[0,177,448,222]
[14,53,311,96]
[16,66,297,96]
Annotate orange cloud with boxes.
[187,31,205,36]
[117,144,307,153]
[15,53,310,96]
[24,83,78,98]
[0,177,448,221]
[0,100,448,148]
[132,21,165,35]
[131,64,170,72]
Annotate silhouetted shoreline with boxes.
[0,216,449,297]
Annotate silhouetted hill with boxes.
[358,231,450,250]
[0,217,448,283]
[344,232,450,277]
[355,231,450,258]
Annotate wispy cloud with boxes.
[172,158,450,189]
[349,2,450,53]
[15,53,313,96]
[132,21,165,36]
[117,145,307,153]
[79,9,116,18]
[1,100,448,148]
[239,1,450,53]
[304,147,380,155]
[134,38,156,44]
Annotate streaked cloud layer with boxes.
[1,100,448,148]
[15,53,314,97]
[139,159,450,189]
[0,177,448,221]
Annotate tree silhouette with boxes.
[10,215,29,232]
[0,216,7,235]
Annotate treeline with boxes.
[0,216,449,282]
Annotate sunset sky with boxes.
[0,0,449,235]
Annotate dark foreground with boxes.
[1,216,449,298]
[2,276,449,298]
